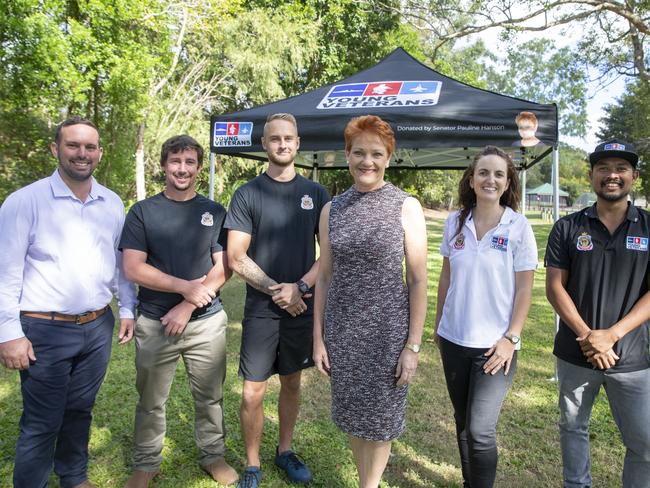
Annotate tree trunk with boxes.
[135,122,146,201]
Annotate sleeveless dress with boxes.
[325,182,410,441]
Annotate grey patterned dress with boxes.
[325,182,410,441]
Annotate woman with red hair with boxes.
[313,115,428,487]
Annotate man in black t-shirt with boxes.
[545,139,650,488]
[225,114,330,487]
[120,135,238,487]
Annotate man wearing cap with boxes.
[0,116,137,488]
[120,135,238,487]
[546,139,650,487]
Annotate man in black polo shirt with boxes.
[546,139,650,488]
[120,135,238,487]
[225,113,330,488]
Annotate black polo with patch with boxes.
[545,203,650,372]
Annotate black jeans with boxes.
[439,336,517,488]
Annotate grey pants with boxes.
[558,358,650,488]
[132,311,228,471]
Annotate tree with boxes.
[380,0,650,84]
[485,39,589,136]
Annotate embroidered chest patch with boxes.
[452,233,465,250]
[301,194,314,210]
[490,235,508,252]
[626,236,649,251]
[201,212,214,226]
[576,232,593,251]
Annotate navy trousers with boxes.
[13,309,114,488]
[439,336,517,488]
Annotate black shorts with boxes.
[239,315,314,381]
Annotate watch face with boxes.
[510,335,520,344]
[406,343,420,353]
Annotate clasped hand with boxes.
[483,338,515,375]
[577,330,619,370]
[270,283,310,317]
[181,275,215,308]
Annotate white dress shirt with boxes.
[438,207,538,349]
[0,169,137,342]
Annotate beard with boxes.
[59,157,95,182]
[594,179,629,202]
[167,172,195,192]
[267,152,295,167]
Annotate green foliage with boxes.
[485,39,588,137]
[524,143,590,205]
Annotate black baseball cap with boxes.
[589,138,639,168]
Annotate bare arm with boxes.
[122,248,215,307]
[227,229,307,316]
[396,197,428,386]
[227,230,277,295]
[160,250,231,336]
[579,287,650,357]
[546,266,618,369]
[403,197,428,347]
[313,203,332,376]
[435,257,451,340]
[546,267,591,338]
[483,269,534,375]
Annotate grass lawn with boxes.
[0,213,626,487]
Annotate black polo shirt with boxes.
[545,203,650,373]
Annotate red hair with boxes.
[344,115,395,155]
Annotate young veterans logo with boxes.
[490,235,509,252]
[317,81,442,110]
[626,236,649,251]
[213,121,253,147]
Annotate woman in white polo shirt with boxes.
[435,146,537,488]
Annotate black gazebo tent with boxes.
[208,47,560,214]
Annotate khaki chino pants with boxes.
[132,310,228,471]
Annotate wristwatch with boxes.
[505,333,521,345]
[296,279,310,296]
[404,343,421,353]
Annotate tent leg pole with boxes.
[552,147,560,221]
[521,169,527,214]
[551,145,560,383]
[209,152,216,201]
[312,162,319,183]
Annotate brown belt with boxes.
[20,305,109,325]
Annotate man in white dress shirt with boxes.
[0,116,137,488]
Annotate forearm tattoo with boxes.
[237,255,277,295]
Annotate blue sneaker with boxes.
[274,447,312,483]
[237,466,262,488]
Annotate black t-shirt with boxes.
[224,173,330,318]
[119,192,228,320]
[545,203,650,372]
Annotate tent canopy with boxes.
[527,183,569,197]
[210,48,558,170]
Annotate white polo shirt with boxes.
[437,207,538,349]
